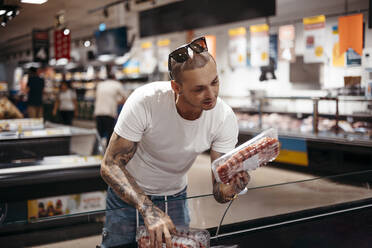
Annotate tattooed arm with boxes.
[210,149,250,203]
[100,132,175,248]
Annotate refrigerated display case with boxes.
[230,96,372,173]
[1,167,372,247]
[0,119,106,230]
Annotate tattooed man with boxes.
[100,37,250,248]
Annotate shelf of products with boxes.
[231,96,372,172]
[233,96,372,141]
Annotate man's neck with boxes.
[175,94,202,120]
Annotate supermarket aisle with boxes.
[31,153,372,248]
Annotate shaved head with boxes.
[170,51,216,83]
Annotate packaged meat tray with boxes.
[212,128,280,184]
[136,225,210,248]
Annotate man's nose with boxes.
[205,86,214,98]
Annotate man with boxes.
[100,37,249,248]
[94,64,127,146]
[26,67,44,118]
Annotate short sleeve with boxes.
[114,89,149,142]
[211,109,239,154]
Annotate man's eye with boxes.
[194,88,203,92]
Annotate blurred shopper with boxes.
[94,65,126,145]
[53,81,78,125]
[26,67,44,118]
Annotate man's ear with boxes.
[171,80,182,95]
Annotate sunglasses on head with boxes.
[168,37,208,79]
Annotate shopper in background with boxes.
[94,64,126,146]
[52,81,78,125]
[26,67,44,118]
[100,37,249,248]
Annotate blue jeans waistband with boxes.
[147,186,187,201]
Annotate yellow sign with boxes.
[332,42,345,67]
[229,27,246,36]
[261,52,268,61]
[303,15,326,25]
[275,149,309,167]
[315,46,323,57]
[141,42,152,49]
[250,24,269,33]
[157,39,170,47]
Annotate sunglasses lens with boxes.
[170,47,189,63]
[190,38,208,53]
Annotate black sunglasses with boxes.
[168,37,208,79]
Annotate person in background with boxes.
[52,81,78,125]
[26,67,45,118]
[94,64,126,146]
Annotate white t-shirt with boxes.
[114,81,238,195]
[94,80,126,118]
[59,89,77,111]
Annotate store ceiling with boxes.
[0,0,180,55]
[0,0,368,57]
[0,0,123,50]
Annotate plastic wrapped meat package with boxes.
[212,128,280,184]
[136,226,210,248]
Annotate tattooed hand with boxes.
[140,199,176,248]
[216,171,250,202]
[210,150,250,203]
[101,133,177,248]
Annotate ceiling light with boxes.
[6,11,13,17]
[84,40,91,47]
[1,22,6,27]
[63,28,70,35]
[0,10,6,16]
[21,0,48,4]
[16,10,20,15]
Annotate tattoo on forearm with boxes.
[101,133,153,213]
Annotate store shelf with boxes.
[239,127,372,147]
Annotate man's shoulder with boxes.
[213,98,234,117]
[133,81,172,98]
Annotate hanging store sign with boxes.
[278,25,295,62]
[32,29,50,64]
[228,27,247,69]
[339,14,363,56]
[303,15,326,63]
[157,39,170,73]
[54,29,71,61]
[140,41,156,74]
[331,25,345,67]
[250,24,269,67]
